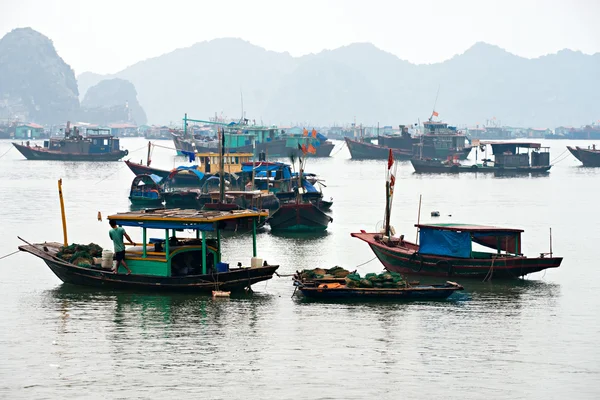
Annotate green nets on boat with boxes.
[56,243,103,266]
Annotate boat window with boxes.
[235,157,239,163]
[93,139,97,145]
[104,139,109,145]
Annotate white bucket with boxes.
[101,249,114,269]
[251,257,263,269]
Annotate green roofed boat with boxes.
[18,181,279,293]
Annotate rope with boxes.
[354,256,377,268]
[482,256,496,282]
[328,140,347,157]
[0,250,20,261]
[152,143,178,151]
[275,256,377,279]
[549,149,568,164]
[551,152,572,166]
[0,145,13,159]
[94,144,150,184]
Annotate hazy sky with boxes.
[1,0,599,75]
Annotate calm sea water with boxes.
[0,137,598,399]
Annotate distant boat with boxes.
[12,123,128,161]
[567,145,600,167]
[345,124,416,160]
[172,116,334,157]
[411,141,552,174]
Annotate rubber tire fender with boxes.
[409,252,423,272]
[436,260,453,276]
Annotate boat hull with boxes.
[410,159,552,174]
[298,284,462,300]
[20,244,278,293]
[268,202,333,232]
[351,232,562,279]
[125,160,171,179]
[569,146,600,167]
[13,143,128,161]
[173,134,335,158]
[345,137,413,160]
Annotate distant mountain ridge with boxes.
[78,38,600,127]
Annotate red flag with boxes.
[311,128,317,138]
[303,128,308,137]
[432,111,439,117]
[308,144,317,154]
[301,144,307,154]
[390,174,396,187]
[387,149,394,169]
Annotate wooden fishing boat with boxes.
[268,202,332,232]
[411,142,552,174]
[352,224,562,279]
[295,281,463,300]
[345,137,414,160]
[352,150,562,279]
[18,182,278,293]
[412,120,472,160]
[173,114,334,157]
[567,145,600,167]
[13,123,128,161]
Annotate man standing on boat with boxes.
[109,220,135,274]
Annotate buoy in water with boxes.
[431,211,440,217]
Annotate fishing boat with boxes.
[173,115,334,157]
[411,142,552,174]
[12,122,128,161]
[124,142,253,181]
[18,181,278,292]
[351,150,562,279]
[567,145,600,167]
[129,174,164,206]
[412,120,472,160]
[345,124,416,160]
[267,153,333,232]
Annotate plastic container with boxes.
[251,257,263,268]
[216,262,229,273]
[101,250,114,269]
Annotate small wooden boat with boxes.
[567,145,600,167]
[13,123,127,161]
[18,180,278,293]
[129,174,164,206]
[296,281,463,300]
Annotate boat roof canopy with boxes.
[417,224,522,257]
[108,208,268,230]
[416,223,524,233]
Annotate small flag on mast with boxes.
[311,128,317,138]
[432,111,439,117]
[303,128,308,137]
[387,149,394,169]
[308,144,316,154]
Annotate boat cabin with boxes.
[180,151,253,174]
[480,141,550,167]
[129,174,163,204]
[107,208,267,276]
[44,126,122,154]
[416,223,523,259]
[241,161,294,193]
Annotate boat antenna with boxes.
[549,227,553,258]
[240,89,244,123]
[430,84,440,121]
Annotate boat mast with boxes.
[384,180,391,238]
[219,127,225,202]
[146,141,152,167]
